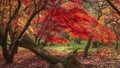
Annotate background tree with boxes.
[99,0,120,49]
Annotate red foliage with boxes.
[21,0,116,45]
[116,0,120,3]
[46,36,70,44]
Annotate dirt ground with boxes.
[0,48,120,68]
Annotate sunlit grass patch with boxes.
[44,40,107,53]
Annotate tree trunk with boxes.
[84,36,92,58]
[8,44,19,64]
[115,35,119,50]
[75,38,82,44]
[92,41,99,48]
[1,42,19,64]
[113,27,119,50]
[78,38,82,44]
[1,42,10,64]
[18,34,85,68]
[19,34,62,64]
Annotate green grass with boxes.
[44,40,107,53]
[0,40,119,53]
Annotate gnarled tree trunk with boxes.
[18,34,85,68]
[19,34,62,64]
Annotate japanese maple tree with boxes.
[30,1,116,58]
[32,1,116,46]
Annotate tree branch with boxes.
[14,0,47,43]
[3,0,21,41]
[105,0,120,15]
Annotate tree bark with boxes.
[1,43,10,64]
[115,35,119,50]
[113,27,119,50]
[19,34,62,64]
[84,36,92,58]
[8,44,19,64]
[105,0,120,15]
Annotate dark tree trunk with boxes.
[1,43,19,64]
[75,38,82,44]
[115,35,119,50]
[79,38,82,44]
[113,27,119,50]
[84,36,92,58]
[78,38,82,44]
[8,44,18,64]
[1,43,10,64]
[92,41,99,48]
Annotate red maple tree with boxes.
[30,1,116,45]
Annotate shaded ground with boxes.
[0,48,120,68]
[0,48,51,68]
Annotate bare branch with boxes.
[4,0,21,40]
[14,0,47,43]
[105,0,120,15]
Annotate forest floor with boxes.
[0,48,120,68]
